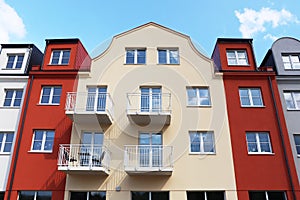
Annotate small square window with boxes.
[226,50,248,66]
[0,132,14,153]
[40,86,62,105]
[187,87,211,106]
[50,50,70,65]
[158,49,179,64]
[3,89,23,107]
[246,132,272,154]
[6,54,24,69]
[189,131,215,154]
[239,88,263,107]
[31,130,55,152]
[284,91,300,110]
[125,49,146,64]
[282,54,300,70]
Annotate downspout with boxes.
[268,76,296,200]
[6,74,34,200]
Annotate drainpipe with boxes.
[268,76,296,200]
[6,75,34,200]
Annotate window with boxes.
[0,132,14,153]
[6,54,24,69]
[282,54,300,70]
[3,89,23,107]
[239,88,263,107]
[249,191,286,200]
[126,49,146,64]
[132,191,169,200]
[31,130,55,152]
[0,192,4,200]
[187,87,211,106]
[86,87,107,111]
[226,50,248,65]
[158,49,179,64]
[187,191,224,200]
[294,135,300,155]
[50,50,70,65]
[246,132,272,154]
[284,91,300,110]
[140,87,162,112]
[18,191,52,200]
[40,86,62,105]
[70,192,106,200]
[189,131,215,154]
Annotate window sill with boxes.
[189,152,216,155]
[0,106,21,109]
[48,64,69,66]
[187,105,212,108]
[37,103,60,106]
[228,64,250,67]
[241,105,265,108]
[28,150,53,154]
[287,109,300,111]
[248,152,274,155]
[124,63,146,65]
[157,63,180,65]
[297,155,300,158]
[1,68,22,70]
[0,152,11,155]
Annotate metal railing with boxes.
[124,145,173,170]
[58,144,110,171]
[127,93,171,114]
[65,92,114,118]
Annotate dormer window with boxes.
[50,50,70,65]
[282,54,300,70]
[6,54,24,69]
[226,50,248,66]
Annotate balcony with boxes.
[127,93,171,126]
[65,92,114,126]
[58,144,110,175]
[124,145,173,175]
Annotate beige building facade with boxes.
[60,22,238,200]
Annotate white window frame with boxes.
[189,131,215,154]
[158,49,179,64]
[18,191,52,200]
[0,132,14,154]
[187,87,211,106]
[246,132,273,154]
[3,89,23,107]
[39,86,62,105]
[293,134,300,156]
[30,130,55,152]
[125,49,146,64]
[282,54,300,70]
[49,50,70,65]
[283,91,300,110]
[226,50,249,66]
[6,54,24,69]
[239,88,264,107]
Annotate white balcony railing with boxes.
[124,145,173,172]
[58,144,110,173]
[65,92,114,119]
[127,93,171,114]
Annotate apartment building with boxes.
[5,39,91,200]
[59,22,238,200]
[0,44,43,200]
[212,38,299,200]
[261,37,300,197]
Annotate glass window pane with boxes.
[190,133,200,152]
[152,192,169,200]
[294,135,300,145]
[259,133,269,142]
[187,191,205,200]
[226,51,236,58]
[187,88,198,105]
[158,50,167,64]
[260,143,271,152]
[248,143,258,152]
[139,133,150,145]
[126,50,135,64]
[3,143,12,152]
[249,191,266,200]
[36,191,52,200]
[19,191,35,200]
[284,93,295,109]
[16,55,24,68]
[267,191,286,200]
[6,55,15,69]
[33,141,42,150]
[0,134,3,149]
[70,192,87,200]
[206,191,224,200]
[61,50,70,64]
[51,51,60,65]
[169,50,179,64]
[0,192,4,200]
[132,191,149,200]
[5,133,13,142]
[137,50,145,64]
[89,192,106,200]
[52,87,62,104]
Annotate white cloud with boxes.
[263,33,278,41]
[0,0,26,43]
[235,7,299,38]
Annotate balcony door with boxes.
[86,87,107,111]
[139,133,162,167]
[80,132,104,166]
[140,87,161,112]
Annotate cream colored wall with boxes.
[65,24,237,200]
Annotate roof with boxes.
[216,38,253,44]
[1,44,37,48]
[45,38,80,44]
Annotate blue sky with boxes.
[1,0,300,63]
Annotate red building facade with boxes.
[212,38,300,200]
[5,39,90,200]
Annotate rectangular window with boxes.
[246,132,272,154]
[70,192,106,200]
[132,191,169,200]
[294,135,300,155]
[249,191,286,200]
[18,191,52,200]
[0,192,4,200]
[50,50,70,65]
[187,87,211,106]
[189,131,215,154]
[0,132,14,153]
[3,89,23,107]
[86,87,107,111]
[6,54,24,69]
[226,50,248,65]
[284,91,300,110]
[31,130,55,152]
[158,49,179,64]
[239,88,263,107]
[40,86,62,105]
[140,87,162,112]
[126,49,146,64]
[187,191,225,200]
[282,54,300,70]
